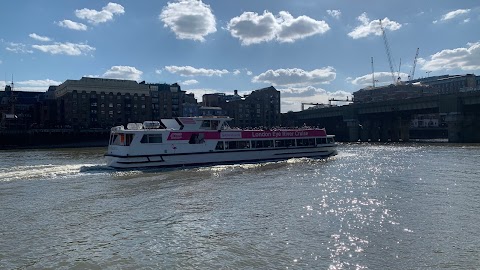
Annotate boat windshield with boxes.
[221,121,231,130]
[109,133,134,146]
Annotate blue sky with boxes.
[1,1,479,112]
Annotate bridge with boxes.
[284,91,480,142]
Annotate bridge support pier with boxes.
[390,117,401,142]
[380,119,392,142]
[359,120,370,141]
[345,119,359,142]
[371,120,381,141]
[445,112,463,143]
[400,118,411,142]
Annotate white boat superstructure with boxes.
[105,116,337,169]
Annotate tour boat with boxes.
[105,116,337,169]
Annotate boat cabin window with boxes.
[296,138,316,146]
[316,138,327,144]
[220,121,230,130]
[215,141,224,150]
[125,134,134,146]
[200,120,221,130]
[252,140,273,148]
[200,120,211,129]
[188,133,205,144]
[140,134,163,144]
[109,133,134,146]
[274,139,295,147]
[211,120,219,130]
[225,140,250,150]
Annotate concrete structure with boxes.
[354,84,439,103]
[288,90,480,143]
[354,74,480,104]
[409,74,480,94]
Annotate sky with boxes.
[1,0,479,112]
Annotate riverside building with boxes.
[54,77,152,129]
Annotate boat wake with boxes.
[0,163,107,182]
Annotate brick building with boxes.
[200,87,281,128]
[54,77,152,128]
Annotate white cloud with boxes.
[6,42,33,54]
[165,65,229,77]
[32,42,95,56]
[252,67,336,87]
[159,0,216,42]
[57,20,88,31]
[155,69,162,75]
[281,86,326,98]
[103,66,143,81]
[181,79,198,85]
[419,42,480,71]
[29,33,51,42]
[227,11,329,45]
[17,79,62,86]
[348,12,401,39]
[75,2,125,24]
[327,10,341,19]
[233,69,241,75]
[440,9,471,21]
[9,79,62,91]
[277,86,352,112]
[350,72,409,87]
[246,70,253,76]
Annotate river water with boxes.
[0,143,479,269]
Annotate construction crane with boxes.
[408,48,420,81]
[379,19,397,84]
[397,58,402,83]
[371,57,376,88]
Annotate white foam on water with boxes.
[0,163,102,182]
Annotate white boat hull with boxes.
[105,145,337,169]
